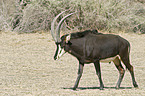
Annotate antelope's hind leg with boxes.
[120,55,138,88]
[113,57,125,89]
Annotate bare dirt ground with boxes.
[0,32,145,96]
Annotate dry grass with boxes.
[0,32,145,96]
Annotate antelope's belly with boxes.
[100,55,120,63]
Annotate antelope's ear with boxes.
[65,34,71,43]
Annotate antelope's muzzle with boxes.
[54,44,66,60]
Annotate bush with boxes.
[0,0,145,33]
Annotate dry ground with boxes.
[0,32,145,96]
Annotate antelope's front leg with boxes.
[73,63,84,90]
[94,61,104,90]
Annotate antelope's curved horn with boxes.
[51,10,66,42]
[55,12,76,42]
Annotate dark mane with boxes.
[70,29,102,39]
[61,29,102,40]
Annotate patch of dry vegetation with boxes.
[0,0,145,33]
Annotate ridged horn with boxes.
[51,10,66,42]
[55,12,76,42]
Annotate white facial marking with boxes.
[56,45,66,60]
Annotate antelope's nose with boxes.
[54,56,57,60]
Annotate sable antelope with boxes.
[51,11,138,90]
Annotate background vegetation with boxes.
[0,0,145,33]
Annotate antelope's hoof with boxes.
[115,86,120,89]
[72,87,77,90]
[100,87,104,90]
[134,84,138,88]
